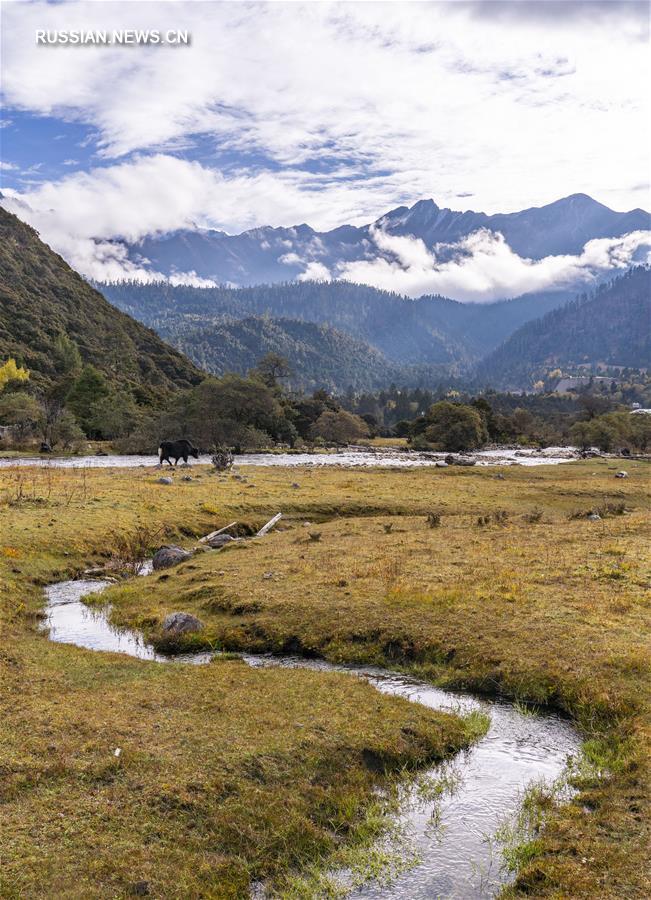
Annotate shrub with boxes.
[310,409,370,444]
[424,402,488,452]
[211,445,234,471]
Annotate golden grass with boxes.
[0,463,484,899]
[1,458,650,897]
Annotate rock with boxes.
[152,545,192,570]
[620,447,631,457]
[205,533,236,549]
[615,471,628,479]
[443,454,476,466]
[181,475,193,482]
[157,476,174,485]
[291,482,300,488]
[161,612,205,635]
[435,460,448,467]
[587,513,601,521]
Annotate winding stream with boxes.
[44,577,581,899]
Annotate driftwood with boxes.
[256,512,282,537]
[199,521,237,544]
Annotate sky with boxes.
[0,0,649,291]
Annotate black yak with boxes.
[158,439,200,466]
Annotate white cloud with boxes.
[1,0,649,221]
[0,153,426,277]
[332,227,651,302]
[1,1,649,289]
[297,262,331,282]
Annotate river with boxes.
[43,575,581,899]
[2,446,579,469]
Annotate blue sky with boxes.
[1,0,649,286]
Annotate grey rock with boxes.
[162,612,205,635]
[435,461,448,467]
[206,533,236,549]
[587,513,601,521]
[615,471,628,478]
[157,476,174,485]
[152,545,192,570]
[455,457,477,466]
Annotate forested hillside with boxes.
[0,209,202,401]
[99,279,571,368]
[475,267,651,390]
[163,316,405,392]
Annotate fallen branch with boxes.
[256,512,282,537]
[199,521,237,543]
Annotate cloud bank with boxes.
[311,227,651,302]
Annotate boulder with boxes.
[615,471,628,479]
[443,454,476,466]
[152,545,192,570]
[206,533,236,549]
[587,513,601,521]
[161,612,204,635]
[435,460,448,467]
[157,476,174,485]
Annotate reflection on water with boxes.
[43,578,580,899]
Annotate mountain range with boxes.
[3,191,649,397]
[127,193,649,287]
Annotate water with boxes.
[2,446,578,470]
[43,578,581,899]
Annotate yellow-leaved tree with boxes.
[0,359,30,392]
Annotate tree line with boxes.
[1,345,649,455]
